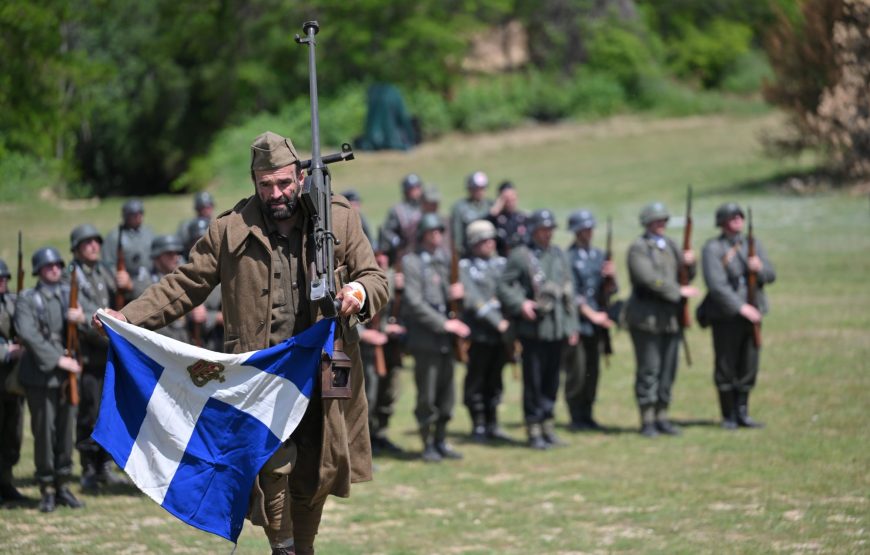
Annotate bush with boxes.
[0,152,63,202]
[720,50,774,94]
[585,25,662,95]
[567,71,627,117]
[667,18,754,89]
[449,77,525,133]
[403,88,452,140]
[510,70,575,122]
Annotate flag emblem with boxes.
[187,359,226,387]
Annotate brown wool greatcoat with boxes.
[120,194,388,506]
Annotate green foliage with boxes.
[0,152,63,202]
[449,76,526,133]
[567,70,628,117]
[720,50,774,94]
[403,88,452,140]
[666,18,754,88]
[585,24,662,95]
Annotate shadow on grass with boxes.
[699,167,832,197]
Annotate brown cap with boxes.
[250,131,300,177]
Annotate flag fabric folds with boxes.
[93,310,335,542]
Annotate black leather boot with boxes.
[485,407,512,442]
[80,452,100,492]
[655,404,681,436]
[527,423,549,450]
[97,457,130,486]
[434,422,462,460]
[420,426,442,463]
[718,390,738,430]
[38,484,56,513]
[55,479,84,509]
[542,419,566,447]
[639,404,658,438]
[736,391,765,428]
[469,410,487,442]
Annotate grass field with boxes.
[1,112,868,554]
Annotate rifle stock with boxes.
[65,265,81,406]
[747,207,762,348]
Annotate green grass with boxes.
[0,112,867,554]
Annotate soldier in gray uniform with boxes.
[359,250,406,454]
[459,220,512,442]
[624,202,699,437]
[381,173,424,266]
[401,214,470,462]
[0,259,26,502]
[176,191,215,249]
[450,171,494,257]
[184,218,224,351]
[15,247,84,512]
[563,210,617,431]
[488,181,529,257]
[700,203,776,429]
[131,235,194,343]
[341,189,375,249]
[103,199,156,279]
[498,209,579,449]
[67,225,127,490]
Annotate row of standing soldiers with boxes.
[357,173,776,460]
[0,193,224,510]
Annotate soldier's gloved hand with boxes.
[92,308,127,334]
[444,319,471,338]
[57,355,82,375]
[521,300,538,322]
[67,306,85,324]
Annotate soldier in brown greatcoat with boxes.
[94,131,388,555]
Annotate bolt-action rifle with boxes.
[746,207,762,348]
[678,186,693,367]
[16,231,24,294]
[295,21,356,399]
[449,243,469,364]
[597,216,615,365]
[114,225,126,310]
[65,265,81,406]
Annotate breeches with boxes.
[712,317,760,392]
[463,341,506,414]
[0,392,24,476]
[630,329,680,406]
[520,338,564,423]
[25,386,76,484]
[411,350,455,427]
[563,334,602,421]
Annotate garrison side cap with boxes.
[250,131,300,180]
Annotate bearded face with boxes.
[255,165,303,221]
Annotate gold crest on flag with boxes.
[187,360,227,387]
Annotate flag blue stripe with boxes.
[162,397,281,542]
[242,318,335,398]
[93,324,165,468]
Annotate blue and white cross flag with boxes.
[93,309,335,543]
